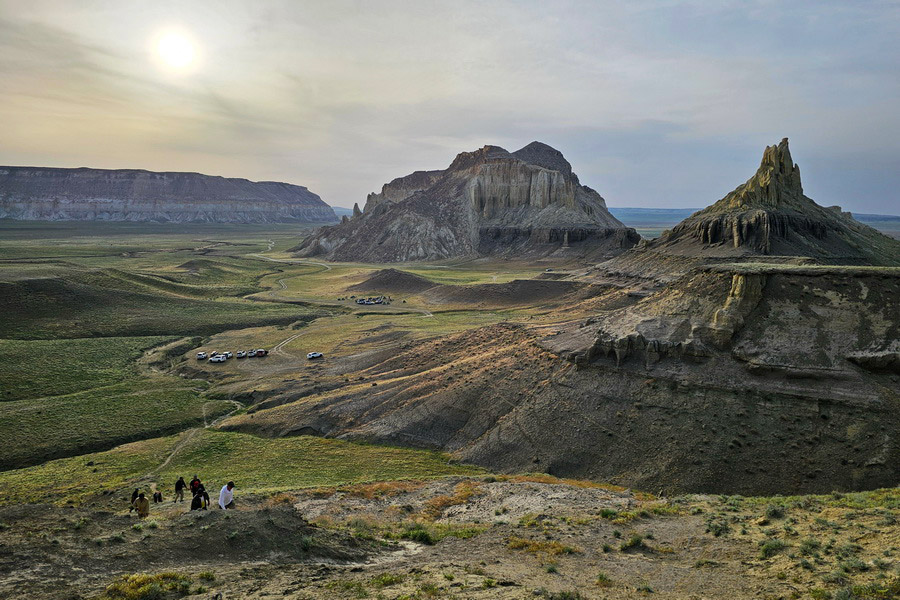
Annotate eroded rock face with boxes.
[649,139,900,265]
[0,167,335,223]
[295,142,638,262]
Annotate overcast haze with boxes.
[0,0,898,214]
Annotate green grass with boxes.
[0,378,232,469]
[0,336,170,401]
[0,272,326,340]
[0,430,481,506]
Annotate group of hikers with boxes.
[129,475,235,518]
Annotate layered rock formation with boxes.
[0,167,335,223]
[650,138,900,265]
[295,142,638,262]
[222,264,900,495]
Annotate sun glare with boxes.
[155,31,197,71]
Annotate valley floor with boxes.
[1,221,898,599]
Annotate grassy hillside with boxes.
[0,430,481,505]
[0,336,170,401]
[0,377,233,470]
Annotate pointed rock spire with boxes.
[720,138,804,211]
[352,202,362,218]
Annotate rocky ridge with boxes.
[0,166,335,223]
[294,142,639,262]
[650,138,900,265]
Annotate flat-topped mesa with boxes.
[0,166,335,224]
[294,141,639,262]
[650,138,900,265]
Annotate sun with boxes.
[155,31,197,71]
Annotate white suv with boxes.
[196,352,208,360]
[208,355,226,363]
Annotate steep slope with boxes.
[295,142,639,262]
[650,138,900,265]
[0,166,335,223]
[221,265,900,495]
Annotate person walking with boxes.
[189,475,201,496]
[218,481,235,509]
[134,493,150,519]
[174,477,187,503]
[129,488,139,512]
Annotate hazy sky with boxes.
[0,1,898,213]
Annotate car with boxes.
[255,349,268,356]
[247,350,257,357]
[196,352,208,360]
[210,350,219,357]
[208,355,226,363]
[236,351,246,359]
[307,352,323,360]
[223,351,233,359]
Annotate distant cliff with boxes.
[0,166,336,223]
[296,141,638,262]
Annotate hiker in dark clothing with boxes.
[129,489,139,512]
[190,484,210,511]
[153,491,163,503]
[189,475,201,496]
[174,477,187,503]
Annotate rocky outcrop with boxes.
[295,142,638,262]
[649,139,900,266]
[0,166,335,223]
[222,265,900,494]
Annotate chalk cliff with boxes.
[295,142,638,262]
[0,166,335,223]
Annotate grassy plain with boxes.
[0,221,543,477]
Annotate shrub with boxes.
[800,538,822,557]
[620,534,646,552]
[371,573,404,588]
[705,517,730,537]
[596,572,612,587]
[400,524,435,545]
[766,505,786,519]
[197,571,215,581]
[758,538,787,559]
[100,572,192,600]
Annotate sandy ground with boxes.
[4,477,896,599]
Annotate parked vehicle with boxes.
[210,350,220,357]
[196,352,208,360]
[247,350,257,357]
[208,355,226,363]
[223,351,233,359]
[307,352,323,360]
[236,351,246,359]
[255,349,268,356]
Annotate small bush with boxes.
[400,524,435,545]
[371,573,404,588]
[800,538,822,557]
[766,505,785,519]
[546,563,558,574]
[620,534,647,552]
[100,572,193,600]
[596,572,612,587]
[705,517,730,537]
[197,571,215,581]
[758,538,787,559]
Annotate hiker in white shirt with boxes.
[218,481,235,509]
